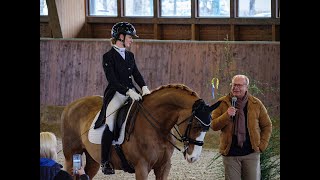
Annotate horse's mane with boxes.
[151,84,199,97]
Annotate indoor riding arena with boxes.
[40,0,280,179]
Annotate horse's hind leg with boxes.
[154,161,171,180]
[84,150,100,179]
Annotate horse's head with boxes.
[138,84,221,164]
[178,99,221,163]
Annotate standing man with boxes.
[211,74,272,180]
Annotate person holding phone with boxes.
[40,131,90,180]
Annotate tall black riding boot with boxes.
[101,125,115,175]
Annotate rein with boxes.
[136,102,184,151]
[56,104,123,155]
[136,101,208,152]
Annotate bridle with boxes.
[136,99,211,153]
[175,99,211,153]
[176,113,211,146]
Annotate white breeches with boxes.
[105,91,128,132]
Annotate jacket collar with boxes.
[40,158,59,167]
[218,92,257,105]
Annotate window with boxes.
[89,0,117,16]
[124,0,153,16]
[84,0,274,18]
[238,0,271,17]
[161,0,191,17]
[198,0,230,17]
[40,0,48,15]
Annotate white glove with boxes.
[126,89,142,101]
[142,86,151,96]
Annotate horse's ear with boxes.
[209,101,222,112]
[193,99,205,111]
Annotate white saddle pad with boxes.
[88,100,135,145]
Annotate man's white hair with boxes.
[232,75,250,86]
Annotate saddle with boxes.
[112,98,139,173]
[113,98,139,141]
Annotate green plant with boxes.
[209,34,237,100]
[206,150,224,180]
[260,118,280,180]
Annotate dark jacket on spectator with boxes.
[40,158,89,180]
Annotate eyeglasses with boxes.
[230,83,247,88]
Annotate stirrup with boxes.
[101,162,115,175]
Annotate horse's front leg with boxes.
[62,152,73,175]
[134,160,150,180]
[153,160,171,180]
[83,151,100,179]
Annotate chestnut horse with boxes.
[61,84,220,180]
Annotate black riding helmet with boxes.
[111,22,139,40]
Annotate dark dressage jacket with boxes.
[94,47,146,129]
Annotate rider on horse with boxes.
[93,22,151,175]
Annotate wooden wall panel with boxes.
[77,23,92,38]
[41,22,280,41]
[90,24,113,38]
[40,39,280,117]
[89,24,154,39]
[40,23,52,37]
[237,25,272,41]
[161,25,191,40]
[132,24,154,39]
[40,39,110,105]
[199,25,230,41]
[275,25,280,41]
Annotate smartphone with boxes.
[73,154,82,175]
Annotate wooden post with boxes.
[46,0,63,38]
[191,24,199,40]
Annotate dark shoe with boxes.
[101,162,115,175]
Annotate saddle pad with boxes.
[88,100,135,145]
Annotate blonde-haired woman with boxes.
[40,132,89,180]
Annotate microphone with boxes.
[231,97,237,119]
[231,97,237,107]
